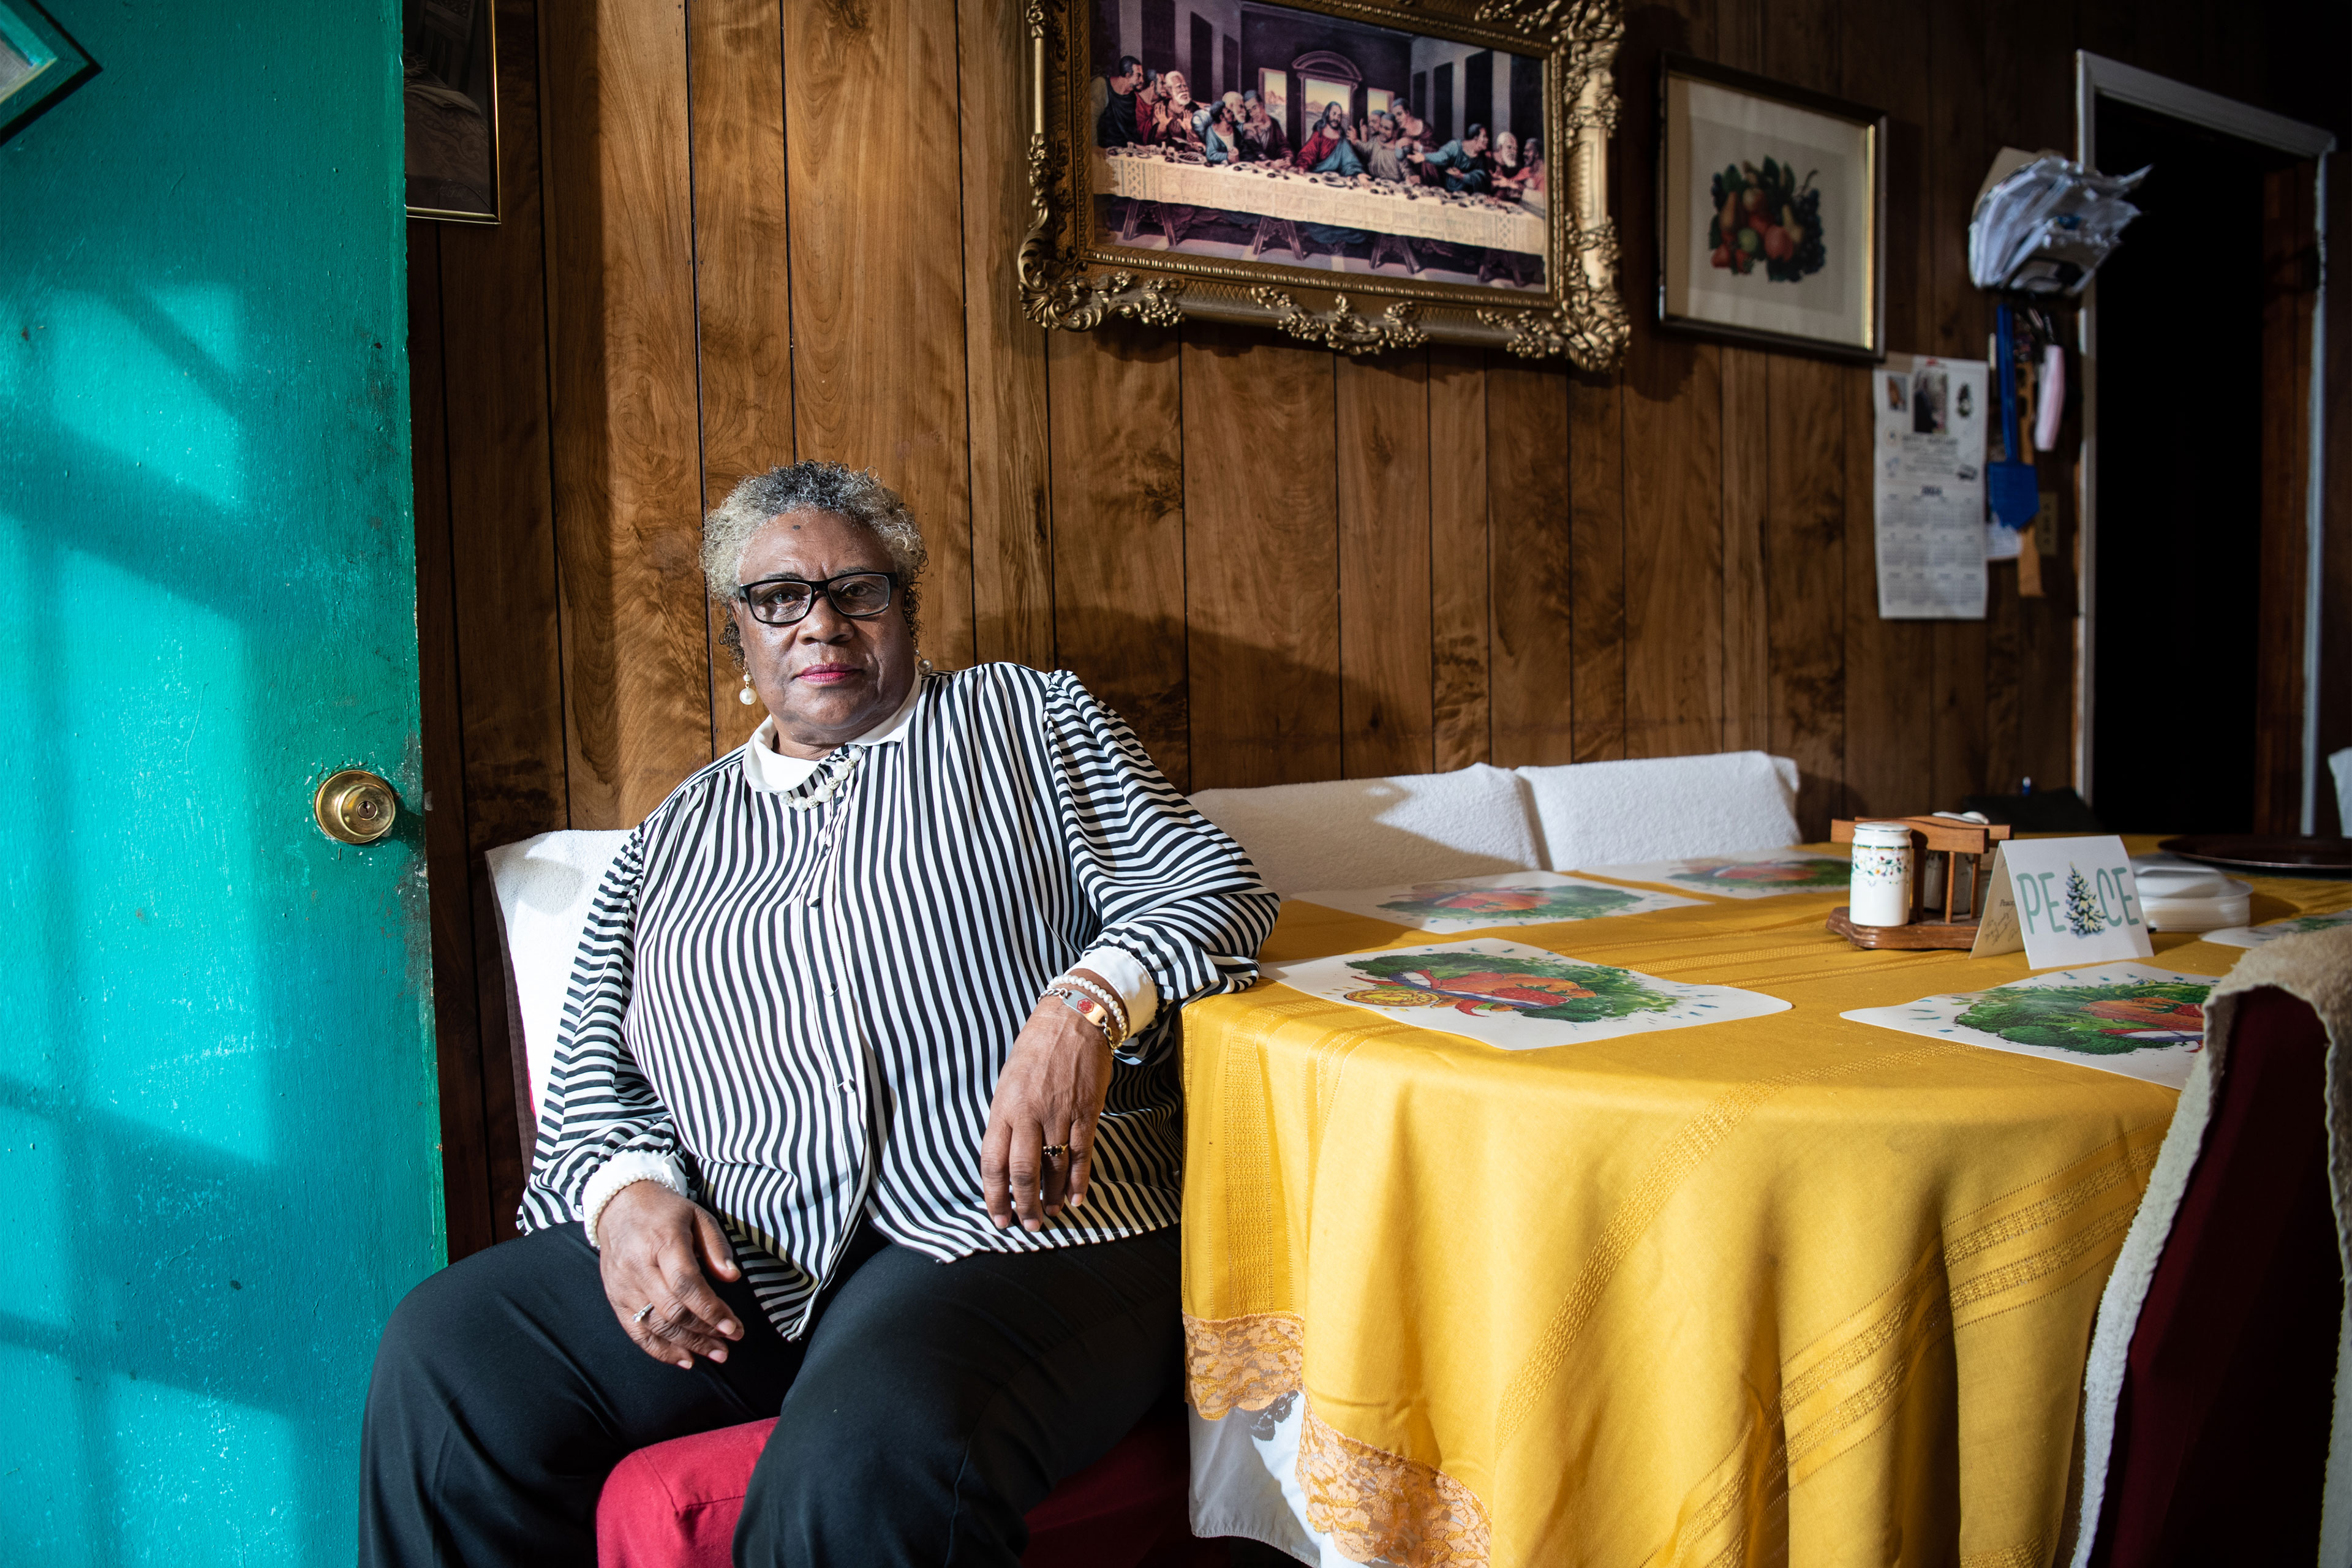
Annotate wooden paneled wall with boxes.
[408,0,2351,1254]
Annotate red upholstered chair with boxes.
[596,1400,1226,1568]
[2082,978,2347,1566]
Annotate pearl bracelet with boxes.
[1052,973,1129,1039]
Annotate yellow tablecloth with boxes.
[1179,847,2352,1568]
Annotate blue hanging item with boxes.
[1987,303,2040,534]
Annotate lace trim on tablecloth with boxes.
[1185,1310,1303,1420]
[1298,1404,1494,1568]
[1185,1311,1494,1568]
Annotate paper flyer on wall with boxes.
[1264,938,1791,1052]
[1841,963,2211,1090]
[1287,872,1703,933]
[1873,353,1988,620]
[1578,848,1852,899]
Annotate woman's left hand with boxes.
[982,973,1117,1231]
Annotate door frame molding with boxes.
[2075,52,2334,827]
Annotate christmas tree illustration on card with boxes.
[2062,865,2107,937]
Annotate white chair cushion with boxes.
[2331,747,2352,837]
[1517,752,1801,870]
[484,828,633,1123]
[1186,764,1544,896]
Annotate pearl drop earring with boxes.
[738,668,757,706]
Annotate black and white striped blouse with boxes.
[518,664,1278,1337]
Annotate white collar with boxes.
[740,674,924,794]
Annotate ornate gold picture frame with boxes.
[1020,0,1628,366]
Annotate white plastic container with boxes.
[1849,822,1915,927]
[2130,857,2253,932]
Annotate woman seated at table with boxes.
[358,462,1277,1567]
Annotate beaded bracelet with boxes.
[1052,973,1129,1040]
[1045,986,1124,1047]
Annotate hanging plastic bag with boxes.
[1969,152,2148,296]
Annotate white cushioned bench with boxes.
[1515,751,1800,870]
[1188,750,1800,892]
[1186,763,1543,895]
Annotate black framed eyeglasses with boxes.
[735,571,897,627]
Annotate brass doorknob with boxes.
[315,769,400,845]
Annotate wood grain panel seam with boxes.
[1484,363,1496,765]
[775,0,800,464]
[1331,356,1344,774]
[1616,377,1629,753]
[529,0,574,827]
[679,1,718,764]
[951,0,983,668]
[1179,336,1191,774]
[1426,348,1440,776]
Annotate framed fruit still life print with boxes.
[1020,0,1630,365]
[1657,55,1884,360]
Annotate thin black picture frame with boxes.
[1656,53,1887,363]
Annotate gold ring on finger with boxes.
[1042,1144,1067,1159]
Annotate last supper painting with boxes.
[1086,0,1549,290]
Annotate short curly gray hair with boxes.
[702,462,929,657]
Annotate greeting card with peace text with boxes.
[1967,835,2154,966]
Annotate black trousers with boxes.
[358,1219,1183,1568]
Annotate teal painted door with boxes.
[0,2,442,1562]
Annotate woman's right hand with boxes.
[596,1180,746,1368]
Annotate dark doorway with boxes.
[1191,13,1214,99]
[1434,61,1453,141]
[1411,69,1426,126]
[2091,98,2302,833]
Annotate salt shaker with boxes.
[1848,821,1915,927]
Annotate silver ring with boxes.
[632,1302,655,1325]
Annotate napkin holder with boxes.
[1826,816,2015,949]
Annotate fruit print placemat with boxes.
[1576,847,1852,899]
[1841,963,2212,1088]
[1263,937,1792,1050]
[2203,906,2352,949]
[1287,870,1703,933]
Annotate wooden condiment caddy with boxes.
[1825,816,2015,949]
